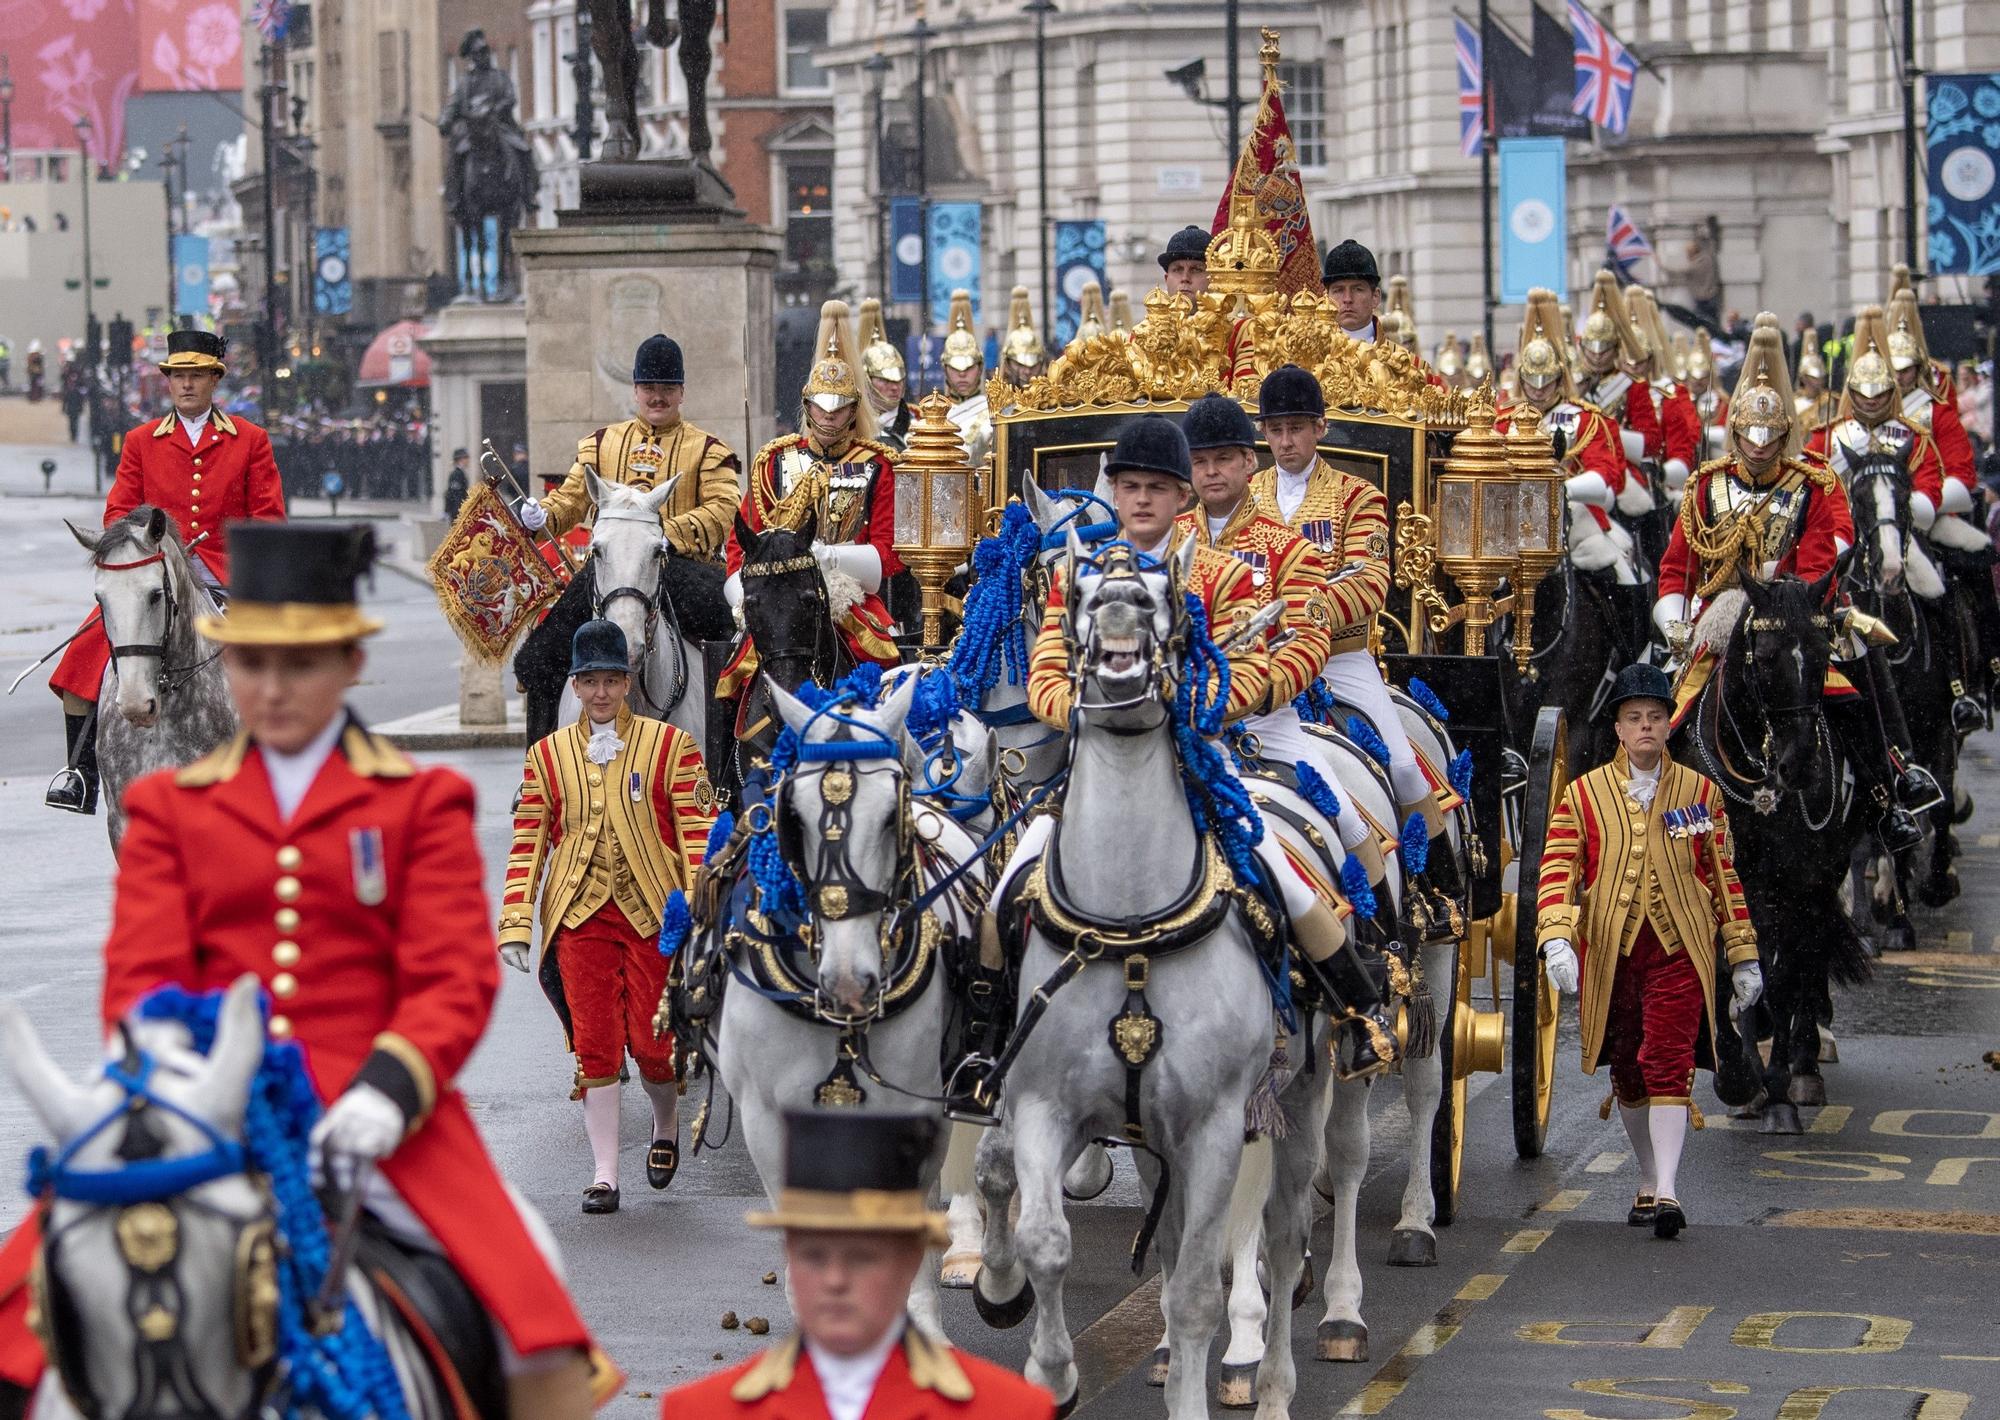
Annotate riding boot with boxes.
[1938,541,2000,701]
[505,1350,596,1420]
[944,963,1013,1123]
[1294,900,1398,1081]
[1825,694,1924,854]
[1848,645,1945,813]
[45,707,99,815]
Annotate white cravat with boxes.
[1206,511,1233,540]
[1349,319,1378,343]
[805,1319,904,1420]
[179,408,212,449]
[585,713,625,765]
[1624,759,1661,810]
[260,714,345,822]
[1273,463,1313,522]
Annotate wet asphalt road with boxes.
[0,432,1995,1417]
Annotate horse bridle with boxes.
[588,512,690,713]
[1693,606,1836,822]
[742,547,839,690]
[26,1042,279,1420]
[1062,548,1187,723]
[98,550,222,696]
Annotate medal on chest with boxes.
[1231,548,1270,588]
[1298,518,1338,554]
[349,827,388,906]
[1663,804,1714,839]
[1545,406,1581,442]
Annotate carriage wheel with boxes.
[1511,706,1569,1159]
[1428,938,1467,1226]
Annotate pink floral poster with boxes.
[138,0,244,92]
[0,0,145,167]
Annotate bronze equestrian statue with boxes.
[585,0,718,163]
[441,29,538,299]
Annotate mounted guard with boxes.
[940,290,994,471]
[857,297,913,450]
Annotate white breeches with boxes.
[1241,706,1372,851]
[1320,651,1433,808]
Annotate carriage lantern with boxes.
[1428,403,1517,656]
[1501,403,1566,673]
[893,391,984,651]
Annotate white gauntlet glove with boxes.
[810,540,884,594]
[1731,961,1765,1012]
[1541,939,1579,995]
[1564,471,1615,510]
[518,498,549,531]
[1909,491,1937,531]
[310,1084,406,1189]
[500,942,531,974]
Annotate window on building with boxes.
[1074,64,1097,187]
[783,8,832,93]
[1276,61,1327,168]
[785,159,835,274]
[1323,39,1345,154]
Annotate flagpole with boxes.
[1479,0,1496,361]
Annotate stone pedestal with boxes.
[515,217,783,484]
[419,300,529,514]
[459,655,508,728]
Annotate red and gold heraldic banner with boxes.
[428,482,564,663]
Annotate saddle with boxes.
[353,1220,504,1420]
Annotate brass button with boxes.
[272,941,301,968]
[1624,868,1639,881]
[587,769,602,785]
[275,907,300,932]
[269,1015,293,1039]
[271,973,298,999]
[590,799,603,813]
[1629,845,1644,857]
[276,845,303,871]
[274,876,302,903]
[193,458,201,466]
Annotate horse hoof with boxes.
[1788,1074,1827,1108]
[1729,1089,1768,1120]
[1217,1362,1259,1409]
[1759,1102,1804,1135]
[1291,1249,1317,1309]
[1317,1319,1369,1363]
[1062,1147,1114,1202]
[1952,790,1975,826]
[1145,1347,1170,1387]
[1919,869,1961,907]
[1819,1029,1839,1065]
[971,1271,1034,1330]
[1386,1228,1437,1268]
[1054,1386,1081,1420]
[1884,925,1917,953]
[939,1252,981,1289]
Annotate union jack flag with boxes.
[251,0,293,43]
[1606,204,1653,279]
[1454,16,1485,159]
[1568,0,1638,134]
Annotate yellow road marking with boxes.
[1585,1151,1626,1172]
[1948,930,1973,952]
[1503,1228,1552,1253]
[1808,1105,1853,1135]
[1539,1189,1591,1213]
[1456,1273,1506,1301]
[1400,1323,1458,1358]
[1337,1380,1406,1415]
[1980,833,2000,849]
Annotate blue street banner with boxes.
[172,234,210,317]
[313,227,353,315]
[1926,73,2000,276]
[890,198,925,304]
[926,202,982,330]
[1053,220,1107,347]
[1499,138,1567,303]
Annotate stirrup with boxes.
[1892,762,1945,815]
[943,1056,1003,1127]
[1877,806,1924,855]
[44,766,96,815]
[1949,684,1985,734]
[1334,1012,1398,1082]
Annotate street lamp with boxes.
[864,45,890,302]
[911,5,932,331]
[1025,0,1055,352]
[1,56,14,183]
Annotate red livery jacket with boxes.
[1654,380,1701,476]
[0,719,597,1394]
[50,407,287,703]
[660,1328,1054,1420]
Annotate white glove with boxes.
[310,1084,406,1189]
[723,569,744,610]
[1664,457,1690,492]
[1909,490,1937,531]
[1541,939,1579,995]
[1731,961,1764,1012]
[1619,428,1646,464]
[518,498,549,531]
[500,942,531,973]
[811,541,884,594]
[1564,471,1615,510]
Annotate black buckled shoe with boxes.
[1338,1009,1399,1081]
[1652,1198,1686,1239]
[582,1183,620,1215]
[44,765,97,815]
[646,1138,679,1191]
[1627,1193,1658,1227]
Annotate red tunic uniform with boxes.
[1653,380,1701,479]
[50,408,287,702]
[0,721,597,1393]
[660,1329,1055,1420]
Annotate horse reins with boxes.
[588,515,692,714]
[97,539,222,694]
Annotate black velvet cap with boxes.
[1158,225,1211,270]
[1321,238,1381,287]
[632,334,685,385]
[1256,364,1326,421]
[1182,393,1259,451]
[1105,415,1193,482]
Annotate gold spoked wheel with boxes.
[1429,938,1467,1225]
[1511,706,1568,1159]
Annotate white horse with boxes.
[972,536,1320,1418]
[0,977,499,1419]
[710,673,986,1339]
[559,469,708,746]
[68,508,237,849]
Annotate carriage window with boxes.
[783,8,832,93]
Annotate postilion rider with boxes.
[0,523,612,1416]
[658,1111,1053,1419]
[47,329,287,816]
[520,332,741,562]
[499,617,718,1215]
[952,416,1383,1110]
[1536,663,1763,1241]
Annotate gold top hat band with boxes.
[196,600,385,646]
[745,1187,949,1247]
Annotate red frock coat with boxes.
[1803,418,1947,509]
[49,408,287,702]
[1654,381,1702,475]
[0,721,596,1393]
[660,1329,1055,1420]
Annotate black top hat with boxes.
[569,619,631,677]
[1606,662,1674,715]
[159,330,226,372]
[1182,393,1259,451]
[1158,225,1211,270]
[452,447,470,462]
[745,1111,947,1243]
[1322,239,1381,288]
[1256,364,1326,421]
[632,334,685,386]
[1104,415,1193,482]
[197,523,383,645]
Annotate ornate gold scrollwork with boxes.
[1392,502,1454,634]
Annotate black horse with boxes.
[726,510,854,776]
[1672,574,1870,1133]
[1839,459,1963,935]
[1503,554,1637,771]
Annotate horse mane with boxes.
[93,507,210,608]
[1688,587,1748,663]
